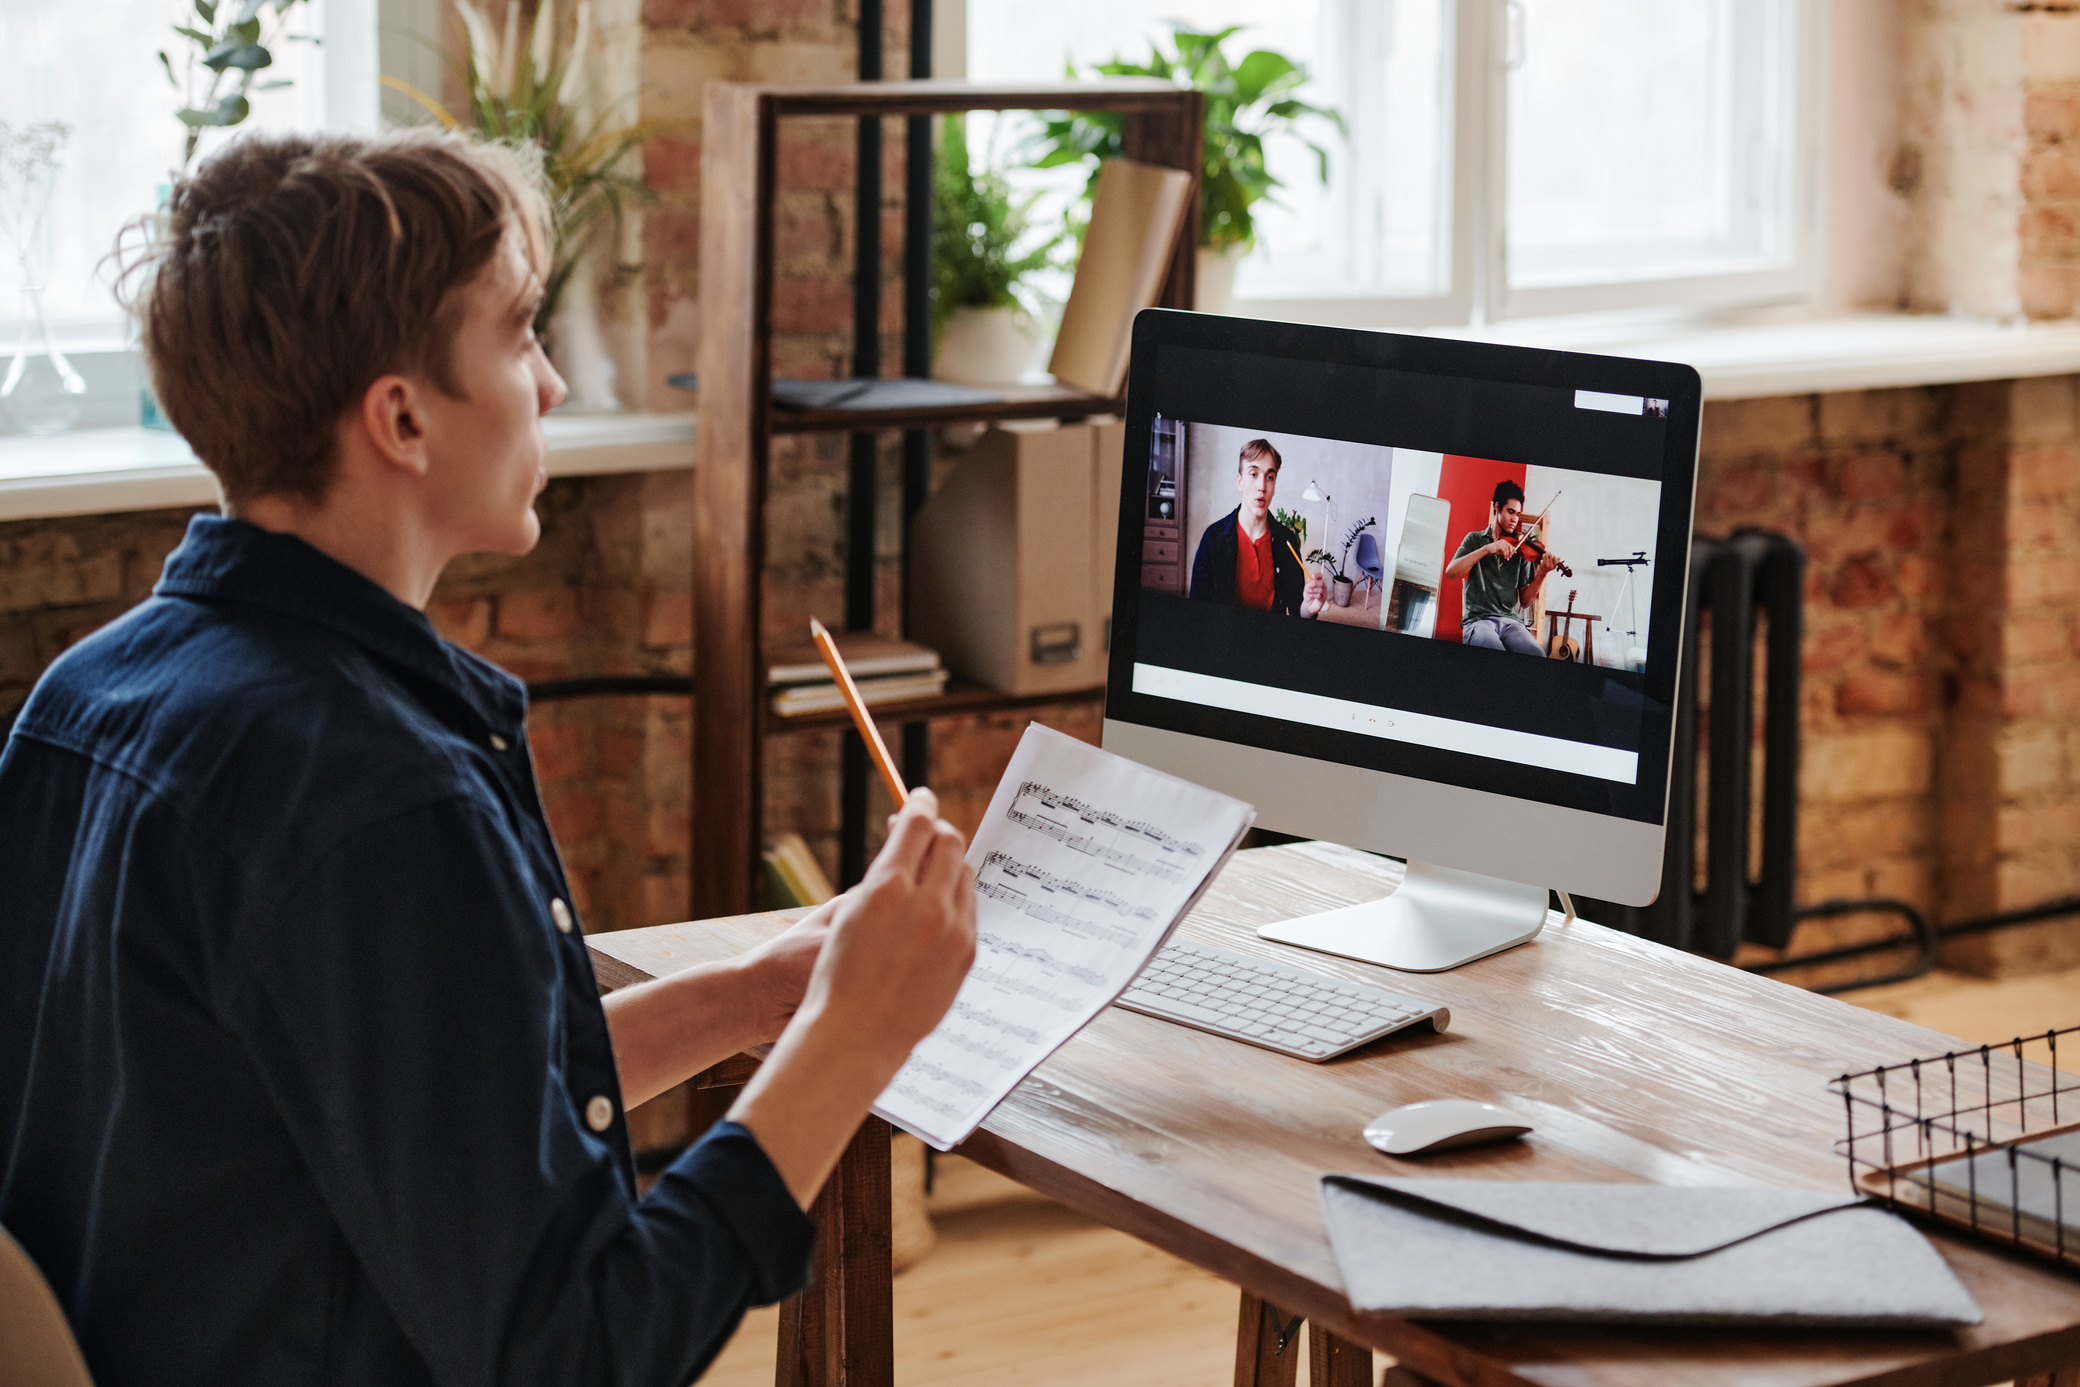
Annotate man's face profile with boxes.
[1236,452,1279,521]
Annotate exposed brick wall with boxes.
[1700,380,2080,974]
[3,378,2076,974]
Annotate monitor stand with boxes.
[1255,860,1549,973]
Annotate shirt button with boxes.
[585,1095,614,1132]
[489,733,509,751]
[550,898,573,933]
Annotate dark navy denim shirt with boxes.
[0,516,813,1387]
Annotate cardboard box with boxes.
[909,423,1113,695]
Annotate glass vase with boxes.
[1,275,85,437]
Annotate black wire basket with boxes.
[1833,1025,2080,1268]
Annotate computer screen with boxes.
[1103,312,1700,911]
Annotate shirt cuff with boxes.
[663,1119,816,1306]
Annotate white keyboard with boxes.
[1116,937,1450,1061]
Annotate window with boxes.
[968,0,1820,326]
[0,0,376,343]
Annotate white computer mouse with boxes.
[1362,1099,1533,1156]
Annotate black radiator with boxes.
[1578,530,1804,959]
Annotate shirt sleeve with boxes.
[1452,531,1487,559]
[220,795,814,1387]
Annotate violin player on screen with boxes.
[1442,479,1566,656]
[1188,438,1328,619]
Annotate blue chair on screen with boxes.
[1355,531,1384,601]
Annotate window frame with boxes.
[1231,0,1826,328]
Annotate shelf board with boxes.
[757,79,1184,119]
[770,383,1122,435]
[765,678,1107,734]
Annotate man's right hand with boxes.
[799,789,976,1052]
[1489,535,1520,561]
[727,788,978,1206]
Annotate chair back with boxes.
[0,1224,94,1387]
[1355,531,1384,580]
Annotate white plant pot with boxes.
[1332,576,1355,608]
[1195,244,1247,314]
[546,256,622,413]
[932,305,1039,387]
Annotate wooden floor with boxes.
[698,962,2080,1387]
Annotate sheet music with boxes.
[874,723,1254,1150]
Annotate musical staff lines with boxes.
[1004,807,1189,883]
[979,931,1108,987]
[970,963,1082,1010]
[978,851,1158,922]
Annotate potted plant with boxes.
[932,115,1069,387]
[1025,25,1344,313]
[1307,515,1375,608]
[160,0,309,171]
[388,0,655,409]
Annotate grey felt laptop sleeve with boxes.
[1319,1176,1981,1328]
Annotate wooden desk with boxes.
[591,843,2080,1387]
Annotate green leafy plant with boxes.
[1271,506,1307,550]
[161,0,309,170]
[1307,516,1376,584]
[386,0,655,333]
[1025,25,1345,253]
[933,114,1070,337]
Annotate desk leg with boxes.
[1309,1325,1374,1387]
[1233,1292,1303,1387]
[775,1117,893,1387]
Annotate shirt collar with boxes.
[154,514,526,734]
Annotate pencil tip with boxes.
[809,616,828,638]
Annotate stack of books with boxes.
[767,632,947,717]
[762,832,836,908]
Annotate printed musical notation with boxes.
[872,724,1254,1151]
[977,851,1160,922]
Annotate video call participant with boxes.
[1442,479,1563,655]
[1187,438,1327,619]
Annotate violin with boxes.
[1509,516,1572,577]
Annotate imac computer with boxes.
[1103,311,1700,973]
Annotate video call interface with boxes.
[1113,342,1691,824]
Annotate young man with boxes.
[1442,478,1563,655]
[1187,438,1328,618]
[0,129,976,1387]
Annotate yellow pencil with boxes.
[808,617,908,807]
[1286,540,1312,574]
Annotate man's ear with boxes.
[350,373,433,479]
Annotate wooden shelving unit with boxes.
[692,78,1203,917]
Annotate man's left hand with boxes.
[1538,552,1562,576]
[738,896,839,1043]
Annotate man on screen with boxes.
[1443,479,1562,655]
[1188,438,1327,618]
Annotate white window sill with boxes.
[0,411,696,523]
[1409,310,2080,401]
[6,312,2080,522]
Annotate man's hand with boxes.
[1489,535,1520,561]
[735,897,839,1044]
[1301,570,1328,618]
[797,790,976,1051]
[1536,550,1562,576]
[729,789,978,1205]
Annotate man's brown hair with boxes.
[117,128,549,506]
[1238,438,1282,472]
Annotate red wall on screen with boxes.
[1433,455,1526,642]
